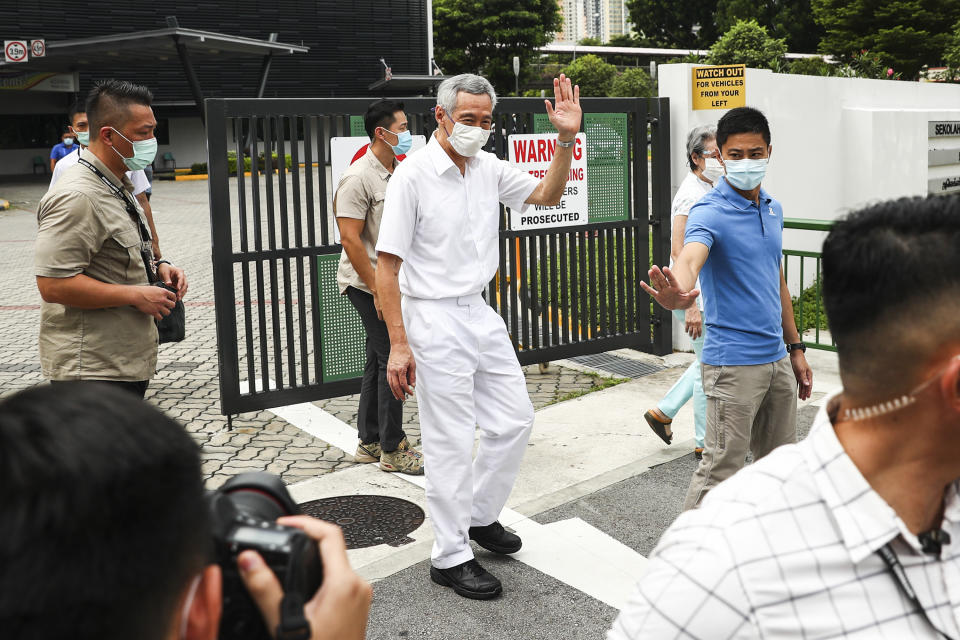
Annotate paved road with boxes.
[0,174,836,639]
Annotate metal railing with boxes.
[782,218,834,351]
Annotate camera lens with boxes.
[220,472,301,521]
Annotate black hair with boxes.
[85,79,153,135]
[67,100,85,126]
[716,106,770,151]
[0,383,210,640]
[822,195,960,377]
[364,99,405,139]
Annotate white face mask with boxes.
[443,112,490,157]
[701,157,724,183]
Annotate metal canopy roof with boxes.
[0,27,309,71]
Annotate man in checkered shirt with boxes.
[610,195,960,638]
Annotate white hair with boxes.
[436,73,497,115]
[685,124,717,171]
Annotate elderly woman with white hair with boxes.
[643,124,721,459]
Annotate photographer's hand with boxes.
[238,516,372,640]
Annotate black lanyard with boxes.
[78,158,156,283]
[876,544,954,639]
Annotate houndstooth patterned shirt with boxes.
[609,395,960,639]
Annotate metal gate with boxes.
[206,96,672,417]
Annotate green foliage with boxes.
[716,0,823,53]
[578,37,603,46]
[609,67,657,97]
[626,0,720,48]
[706,19,787,70]
[813,0,960,79]
[834,50,901,79]
[944,19,960,80]
[561,54,618,96]
[433,0,562,95]
[792,276,829,336]
[786,56,834,76]
[191,151,287,176]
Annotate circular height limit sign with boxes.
[4,41,28,63]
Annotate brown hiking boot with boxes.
[380,437,424,475]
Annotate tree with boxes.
[706,19,787,70]
[609,67,657,97]
[716,0,824,53]
[945,20,960,80]
[785,56,834,76]
[561,54,618,96]
[813,0,960,79]
[626,0,720,49]
[433,0,562,96]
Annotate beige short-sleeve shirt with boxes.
[35,148,157,381]
[334,148,393,295]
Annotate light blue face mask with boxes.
[110,127,158,171]
[73,128,89,146]
[381,127,412,155]
[723,157,768,190]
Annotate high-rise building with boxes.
[555,0,587,43]
[584,0,603,41]
[602,0,632,42]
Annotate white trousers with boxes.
[402,293,534,569]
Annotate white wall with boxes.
[659,65,960,349]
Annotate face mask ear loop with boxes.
[178,574,202,640]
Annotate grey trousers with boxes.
[682,356,797,510]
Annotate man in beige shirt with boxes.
[35,79,187,397]
[335,99,422,474]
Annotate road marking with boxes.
[241,380,646,609]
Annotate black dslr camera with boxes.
[208,472,323,640]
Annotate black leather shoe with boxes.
[430,559,502,599]
[469,521,522,554]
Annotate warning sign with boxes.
[692,64,745,110]
[4,41,28,63]
[507,133,588,230]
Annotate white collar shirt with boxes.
[609,393,960,640]
[376,134,539,299]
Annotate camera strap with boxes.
[876,543,954,639]
[276,593,311,640]
[78,157,156,283]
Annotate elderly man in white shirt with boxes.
[610,195,960,638]
[375,73,582,600]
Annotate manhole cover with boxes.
[299,495,425,550]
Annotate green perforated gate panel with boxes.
[534,113,629,222]
[349,116,367,137]
[316,254,366,382]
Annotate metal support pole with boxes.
[172,35,206,125]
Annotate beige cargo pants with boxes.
[682,356,797,510]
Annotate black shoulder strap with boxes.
[877,544,954,639]
[78,157,156,283]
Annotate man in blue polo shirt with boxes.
[642,107,813,509]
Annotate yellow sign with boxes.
[692,64,746,110]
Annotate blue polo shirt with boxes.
[684,177,786,366]
[50,142,76,162]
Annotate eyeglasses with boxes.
[842,354,960,422]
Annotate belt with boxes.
[404,292,485,307]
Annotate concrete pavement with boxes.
[0,174,842,639]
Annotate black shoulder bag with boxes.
[79,158,185,343]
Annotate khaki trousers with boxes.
[682,356,797,510]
